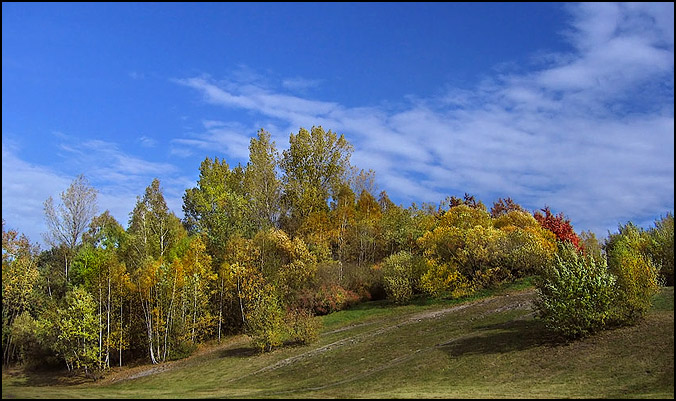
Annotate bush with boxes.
[382,251,428,304]
[420,261,474,299]
[606,224,660,323]
[297,284,361,315]
[647,213,674,286]
[285,308,321,345]
[534,243,616,339]
[245,284,285,352]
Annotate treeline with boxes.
[2,126,674,376]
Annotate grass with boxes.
[2,280,673,399]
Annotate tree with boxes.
[43,174,98,280]
[647,213,674,286]
[183,158,251,266]
[2,221,41,365]
[280,126,353,235]
[533,206,582,251]
[382,251,427,304]
[72,211,127,369]
[494,210,557,276]
[51,287,101,375]
[579,230,604,264]
[355,189,382,267]
[126,179,186,364]
[244,129,281,231]
[605,223,659,323]
[490,197,525,218]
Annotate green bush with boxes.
[647,213,674,286]
[382,251,427,304]
[244,284,285,352]
[534,243,616,339]
[606,224,660,323]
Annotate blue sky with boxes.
[2,2,674,247]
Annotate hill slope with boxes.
[2,285,673,398]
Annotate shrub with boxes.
[420,261,474,298]
[285,308,321,345]
[245,284,285,352]
[382,251,428,303]
[297,284,361,315]
[534,243,616,339]
[606,224,660,323]
[647,213,674,286]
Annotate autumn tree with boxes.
[183,158,251,266]
[244,129,281,231]
[280,126,353,236]
[490,197,525,218]
[647,213,674,286]
[126,179,186,364]
[2,221,41,365]
[72,211,128,369]
[354,189,382,267]
[533,206,582,251]
[43,174,98,280]
[580,230,604,264]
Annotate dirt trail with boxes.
[103,288,536,386]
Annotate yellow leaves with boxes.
[493,210,538,230]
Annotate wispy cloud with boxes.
[176,2,674,237]
[3,135,190,245]
[2,141,72,246]
[138,136,157,148]
[282,77,322,92]
[170,120,252,162]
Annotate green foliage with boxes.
[7,125,673,375]
[244,284,285,352]
[534,243,617,339]
[2,222,41,365]
[605,223,660,323]
[183,158,251,265]
[280,126,353,235]
[646,213,674,286]
[10,311,39,365]
[579,230,604,265]
[244,129,281,231]
[496,216,557,277]
[50,287,101,373]
[382,251,427,304]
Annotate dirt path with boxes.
[101,288,535,386]
[232,289,536,384]
[97,335,250,385]
[264,289,537,396]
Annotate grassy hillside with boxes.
[2,281,673,399]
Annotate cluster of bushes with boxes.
[535,215,672,339]
[380,205,558,304]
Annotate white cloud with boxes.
[2,141,72,246]
[138,136,157,148]
[282,77,322,92]
[170,120,252,163]
[2,135,191,246]
[176,2,674,237]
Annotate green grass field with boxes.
[3,282,673,399]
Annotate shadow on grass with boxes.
[8,369,92,387]
[439,318,561,357]
[218,346,257,359]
